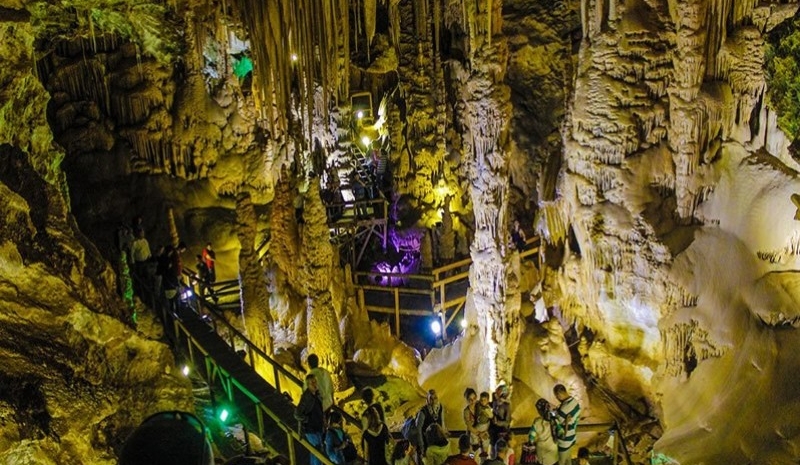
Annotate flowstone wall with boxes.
[545,0,800,460]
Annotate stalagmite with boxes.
[236,191,274,372]
[299,182,347,390]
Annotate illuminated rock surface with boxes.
[3,0,800,462]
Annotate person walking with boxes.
[295,374,325,465]
[527,399,558,465]
[553,385,581,465]
[307,354,334,412]
[325,411,355,465]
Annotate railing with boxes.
[168,310,336,465]
[353,236,542,338]
[180,270,362,427]
[325,197,389,227]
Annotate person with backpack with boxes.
[295,374,325,465]
[326,411,357,465]
[527,398,558,465]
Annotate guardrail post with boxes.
[394,288,400,338]
[274,365,282,394]
[256,405,265,439]
[287,431,297,465]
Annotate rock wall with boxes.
[550,0,800,460]
[0,6,193,463]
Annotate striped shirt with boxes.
[555,397,580,451]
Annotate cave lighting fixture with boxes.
[182,365,191,377]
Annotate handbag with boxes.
[520,442,539,465]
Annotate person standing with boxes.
[201,243,216,283]
[362,407,391,465]
[307,354,334,412]
[553,385,581,465]
[490,385,511,456]
[444,435,478,465]
[527,399,558,465]
[474,392,493,458]
[415,389,445,458]
[296,374,325,465]
[423,424,450,465]
[325,411,354,465]
[130,229,152,296]
[362,387,386,430]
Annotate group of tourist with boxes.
[294,366,585,465]
[116,217,218,314]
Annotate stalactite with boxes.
[234,0,348,133]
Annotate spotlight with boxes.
[291,53,298,62]
[181,365,191,377]
[180,287,193,301]
[430,320,442,336]
[356,110,364,119]
[361,136,371,146]
[460,319,467,329]
[218,408,230,423]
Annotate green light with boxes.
[219,409,230,423]
[233,56,253,80]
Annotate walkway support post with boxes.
[394,287,400,338]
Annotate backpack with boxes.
[401,417,420,444]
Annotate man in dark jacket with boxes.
[295,374,325,465]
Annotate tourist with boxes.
[463,388,479,453]
[423,424,450,465]
[194,254,217,304]
[363,406,391,465]
[527,399,558,465]
[392,440,416,465]
[481,439,512,465]
[490,385,511,456]
[362,387,386,430]
[553,385,581,465]
[577,447,590,465]
[325,411,355,465]
[444,434,478,465]
[510,220,526,251]
[130,229,152,296]
[474,393,493,457]
[201,242,216,283]
[307,354,334,412]
[415,389,445,457]
[295,374,325,465]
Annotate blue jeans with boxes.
[306,432,323,465]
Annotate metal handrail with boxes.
[170,316,336,465]
[181,273,363,430]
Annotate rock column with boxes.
[453,0,521,388]
[236,192,274,366]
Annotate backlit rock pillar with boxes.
[236,192,274,365]
[299,181,347,389]
[453,0,521,388]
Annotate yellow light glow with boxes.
[291,54,298,62]
[356,110,364,119]
[361,136,371,146]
